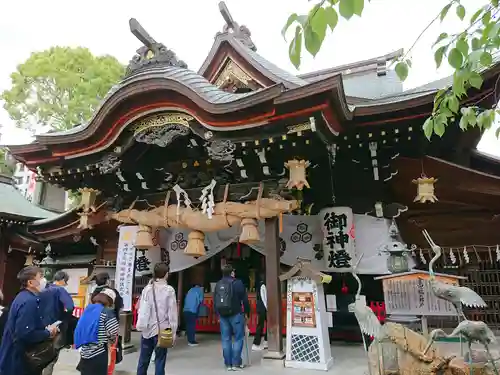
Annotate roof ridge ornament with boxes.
[126,18,188,77]
[217,2,256,51]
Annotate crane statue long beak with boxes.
[422,229,441,255]
[352,253,364,272]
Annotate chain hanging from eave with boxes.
[327,143,336,203]
[97,155,121,174]
[206,139,236,161]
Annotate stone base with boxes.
[285,356,333,371]
[263,350,285,360]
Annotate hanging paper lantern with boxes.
[184,230,206,258]
[412,176,438,203]
[77,187,100,228]
[135,225,155,249]
[25,254,35,266]
[284,159,311,190]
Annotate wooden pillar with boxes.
[263,217,284,359]
[177,270,184,334]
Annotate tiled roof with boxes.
[0,175,56,220]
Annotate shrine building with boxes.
[5,2,500,352]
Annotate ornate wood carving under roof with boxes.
[126,18,187,77]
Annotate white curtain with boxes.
[154,214,414,275]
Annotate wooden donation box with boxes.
[374,270,466,333]
[280,259,333,371]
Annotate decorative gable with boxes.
[214,59,257,93]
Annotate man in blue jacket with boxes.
[183,283,204,346]
[40,270,75,375]
[214,265,250,371]
[0,266,59,375]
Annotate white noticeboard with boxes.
[376,272,461,317]
[61,268,89,295]
[285,277,333,371]
[115,226,138,311]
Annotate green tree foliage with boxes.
[283,0,500,140]
[1,47,125,131]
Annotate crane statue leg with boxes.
[484,343,499,375]
[360,333,372,375]
[455,305,465,357]
[468,340,473,375]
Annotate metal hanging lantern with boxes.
[284,159,310,190]
[412,176,438,203]
[77,187,100,228]
[379,222,416,273]
[39,243,55,281]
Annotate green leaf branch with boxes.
[284,0,500,141]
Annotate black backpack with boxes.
[214,279,235,317]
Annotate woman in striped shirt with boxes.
[75,288,119,375]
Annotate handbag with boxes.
[25,337,58,372]
[116,335,123,364]
[151,281,174,349]
[198,303,209,318]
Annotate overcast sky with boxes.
[0,0,497,155]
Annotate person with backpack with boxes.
[252,273,268,351]
[214,265,250,371]
[74,289,119,375]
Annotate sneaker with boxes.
[188,342,199,347]
[252,344,263,351]
[262,341,268,349]
[232,366,243,371]
[226,367,234,371]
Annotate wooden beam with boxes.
[137,180,292,208]
[263,217,285,359]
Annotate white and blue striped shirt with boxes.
[80,311,119,359]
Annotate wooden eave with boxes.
[7,58,500,168]
[391,156,500,247]
[28,204,108,241]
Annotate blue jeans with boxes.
[219,313,245,367]
[137,335,168,375]
[184,311,198,344]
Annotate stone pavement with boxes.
[52,332,500,375]
[53,332,370,375]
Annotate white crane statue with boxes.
[422,229,487,355]
[349,254,383,375]
[423,320,498,375]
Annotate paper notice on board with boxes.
[326,294,337,312]
[327,312,333,328]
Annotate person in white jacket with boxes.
[252,273,268,351]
